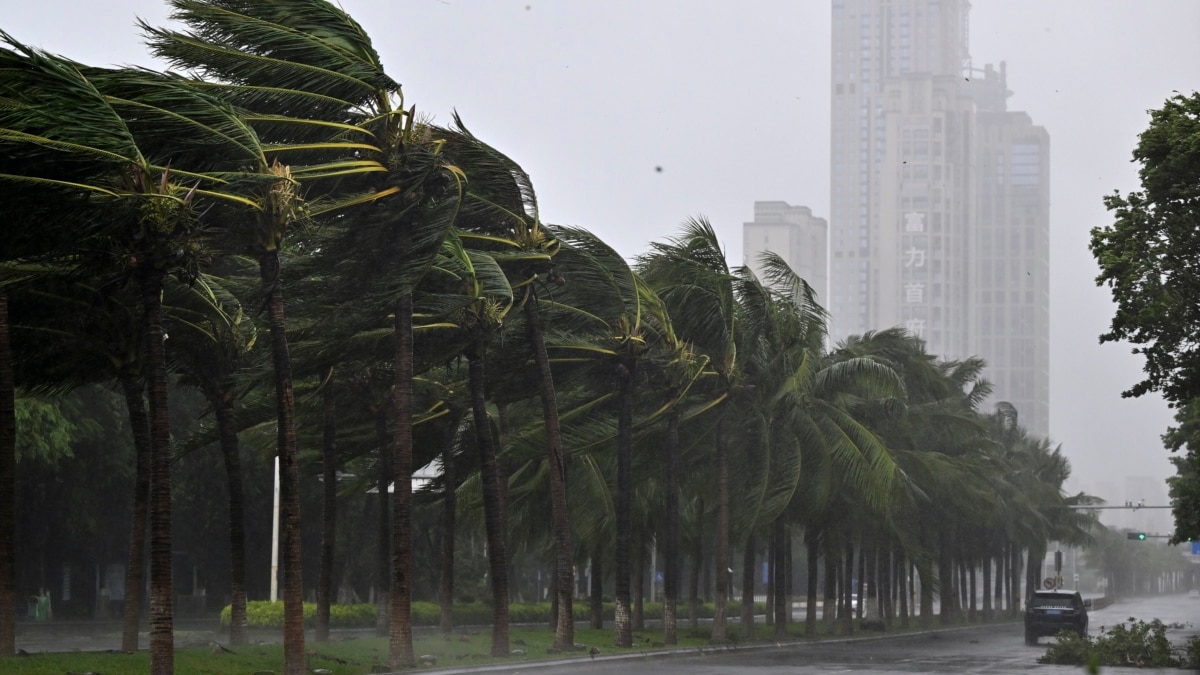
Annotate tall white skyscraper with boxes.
[829,0,1049,434]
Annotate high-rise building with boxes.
[972,64,1050,435]
[829,0,1049,435]
[742,201,828,304]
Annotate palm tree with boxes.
[834,330,992,625]
[639,220,864,642]
[636,217,738,642]
[0,294,13,656]
[982,404,1097,607]
[733,258,907,638]
[431,232,514,655]
[0,37,273,672]
[534,224,688,647]
[433,118,579,650]
[146,2,465,667]
[163,270,259,645]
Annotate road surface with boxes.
[456,592,1198,675]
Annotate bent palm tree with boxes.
[434,118,577,650]
[637,217,746,641]
[146,1,463,667]
[537,225,679,647]
[423,231,514,655]
[0,36,269,673]
[163,270,258,645]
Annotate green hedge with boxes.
[222,599,767,629]
[220,601,376,628]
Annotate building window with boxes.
[1011,142,1041,185]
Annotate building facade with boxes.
[829,0,1049,435]
[742,201,828,305]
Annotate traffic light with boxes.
[1126,532,1147,540]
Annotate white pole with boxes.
[271,456,280,602]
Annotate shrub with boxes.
[1093,618,1177,668]
[1038,618,1187,668]
[410,601,441,626]
[1038,630,1094,665]
[1184,634,1200,671]
[221,601,376,629]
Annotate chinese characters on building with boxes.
[902,211,926,337]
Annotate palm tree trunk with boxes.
[613,362,633,647]
[880,542,893,628]
[804,529,818,634]
[589,550,603,629]
[632,525,645,632]
[438,415,457,638]
[981,548,992,620]
[388,292,415,668]
[118,370,150,653]
[918,562,934,628]
[712,418,729,642]
[823,538,837,630]
[772,515,788,640]
[215,396,248,646]
[316,372,336,643]
[260,249,304,675]
[1009,546,1022,618]
[996,546,1006,614]
[374,413,391,637]
[785,538,793,620]
[741,534,756,638]
[141,267,173,675]
[1025,545,1042,600]
[948,556,958,616]
[765,534,775,625]
[841,539,854,633]
[523,292,571,651]
[0,295,15,657]
[688,534,701,629]
[467,347,509,656]
[861,543,872,623]
[968,560,977,622]
[662,409,681,645]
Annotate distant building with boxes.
[829,0,1049,435]
[742,201,828,305]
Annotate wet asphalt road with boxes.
[471,592,1199,675]
[12,592,1198,674]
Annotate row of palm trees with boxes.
[0,1,1098,673]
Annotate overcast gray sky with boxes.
[6,1,1199,519]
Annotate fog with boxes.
[5,0,1198,532]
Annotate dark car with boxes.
[1024,589,1088,644]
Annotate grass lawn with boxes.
[1,622,830,674]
